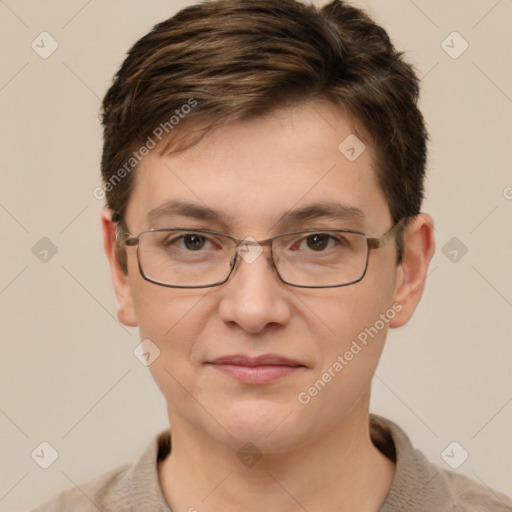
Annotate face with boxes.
[106,99,419,453]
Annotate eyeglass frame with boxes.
[115,217,408,289]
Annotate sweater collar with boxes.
[128,413,444,511]
[370,413,448,511]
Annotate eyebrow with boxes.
[147,199,366,230]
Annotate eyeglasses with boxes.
[117,218,407,289]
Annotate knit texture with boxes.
[31,414,512,511]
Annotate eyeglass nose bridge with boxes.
[227,236,281,281]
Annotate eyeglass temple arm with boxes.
[367,217,408,249]
[123,237,139,247]
[114,224,138,247]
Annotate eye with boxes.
[304,233,334,251]
[182,234,207,251]
[292,233,343,252]
[164,233,213,251]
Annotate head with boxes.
[101,0,435,453]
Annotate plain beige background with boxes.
[0,0,511,510]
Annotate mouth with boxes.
[205,354,307,384]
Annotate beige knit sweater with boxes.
[31,414,512,511]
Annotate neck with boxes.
[158,405,395,512]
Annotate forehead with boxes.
[127,100,390,234]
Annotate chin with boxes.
[216,399,301,449]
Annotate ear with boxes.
[101,208,138,327]
[389,213,435,328]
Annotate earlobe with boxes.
[101,208,138,327]
[389,213,435,328]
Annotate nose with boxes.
[217,245,292,334]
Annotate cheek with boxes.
[136,288,214,406]
[311,296,391,375]
[310,272,395,349]
[130,273,212,381]
[295,291,394,426]
[128,248,210,341]
[300,266,397,386]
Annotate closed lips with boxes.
[207,354,305,367]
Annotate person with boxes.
[31,0,512,510]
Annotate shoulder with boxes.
[29,429,171,512]
[370,414,512,512]
[30,462,132,512]
[438,466,512,511]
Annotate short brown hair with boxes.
[101,0,427,267]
